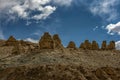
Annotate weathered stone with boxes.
[91,41,99,50]
[53,34,63,49]
[67,41,76,49]
[79,43,84,49]
[5,36,18,46]
[101,41,107,50]
[39,32,54,49]
[107,41,115,50]
[81,40,92,50]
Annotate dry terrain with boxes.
[0,46,120,80]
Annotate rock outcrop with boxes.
[91,41,99,50]
[79,40,92,50]
[67,41,76,49]
[101,41,107,50]
[39,32,54,49]
[5,36,18,46]
[53,34,63,49]
[107,41,115,50]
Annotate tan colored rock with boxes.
[81,40,92,50]
[79,43,84,49]
[67,41,76,49]
[101,40,107,50]
[107,41,115,50]
[5,36,18,46]
[53,34,63,49]
[91,41,99,50]
[39,32,54,49]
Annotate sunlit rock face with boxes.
[67,41,76,49]
[79,40,92,50]
[101,40,107,50]
[107,41,115,50]
[53,34,63,49]
[5,36,18,46]
[91,41,99,50]
[39,32,54,49]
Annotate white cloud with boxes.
[93,26,98,31]
[106,22,120,35]
[24,38,38,43]
[89,0,119,21]
[32,6,56,20]
[52,0,73,7]
[0,0,56,21]
[115,41,120,50]
[0,26,4,39]
[0,0,73,21]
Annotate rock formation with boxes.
[39,32,54,49]
[101,40,107,50]
[107,41,115,50]
[91,41,99,50]
[53,34,63,49]
[67,41,76,49]
[5,36,18,46]
[79,43,84,49]
[80,40,92,50]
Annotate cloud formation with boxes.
[0,0,56,20]
[89,0,119,21]
[24,38,38,43]
[0,26,4,39]
[115,41,120,50]
[106,22,120,35]
[52,0,73,7]
[0,0,74,21]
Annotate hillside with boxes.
[0,33,120,80]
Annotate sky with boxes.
[0,0,120,49]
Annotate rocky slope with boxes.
[0,32,120,80]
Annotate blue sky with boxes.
[0,0,120,48]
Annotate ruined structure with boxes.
[67,41,76,49]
